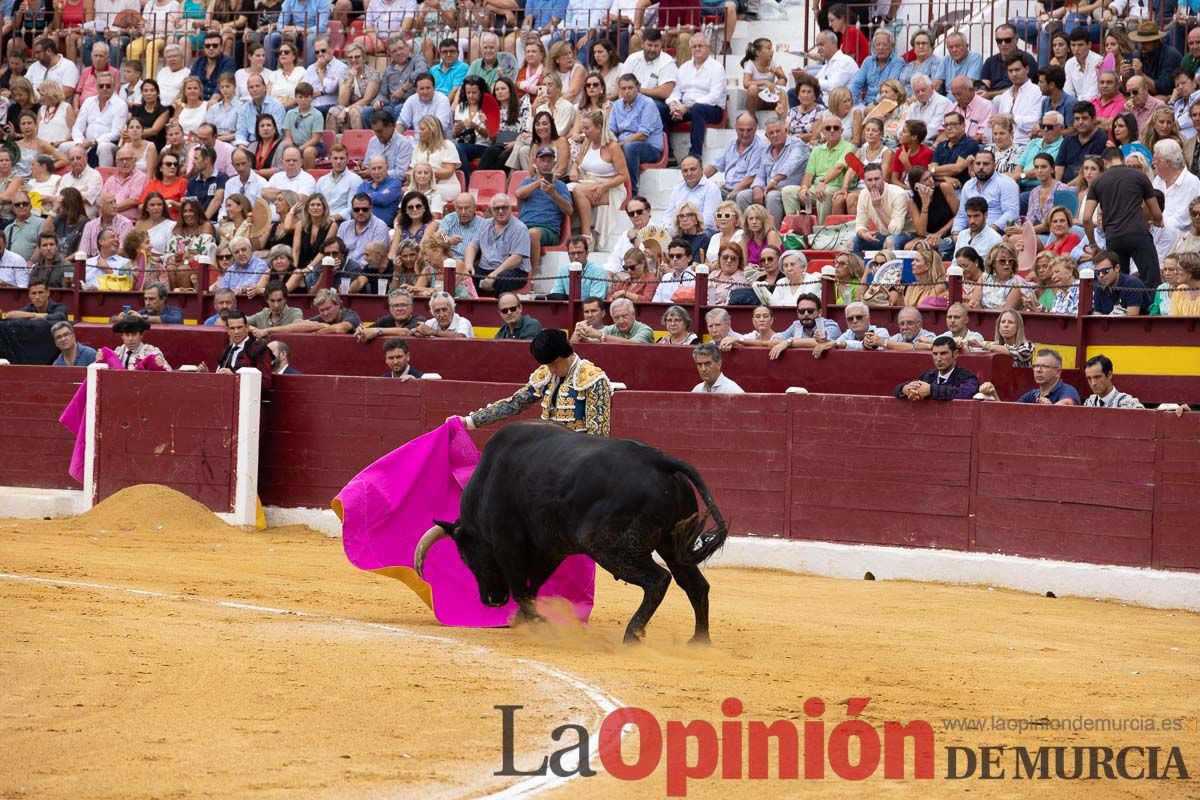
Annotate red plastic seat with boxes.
[469,170,507,208]
[340,129,373,161]
[507,170,528,211]
[641,132,669,171]
[822,214,856,226]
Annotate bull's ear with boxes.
[433,519,458,538]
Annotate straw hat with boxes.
[1129,21,1167,42]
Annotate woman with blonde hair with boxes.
[981,308,1034,366]
[705,200,745,264]
[982,242,1025,310]
[870,78,907,147]
[887,243,947,307]
[569,109,630,250]
[1049,256,1080,314]
[329,43,381,132]
[672,202,711,260]
[412,114,463,204]
[548,40,585,104]
[832,252,866,305]
[174,77,208,134]
[826,86,862,146]
[989,115,1025,181]
[36,80,74,150]
[1168,251,1200,316]
[515,39,547,100]
[742,204,782,268]
[219,193,253,244]
[292,192,337,280]
[1141,106,1183,154]
[395,239,435,296]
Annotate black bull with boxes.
[415,421,729,643]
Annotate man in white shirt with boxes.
[651,238,697,304]
[853,162,912,256]
[156,45,190,107]
[663,155,722,228]
[1151,139,1200,231]
[58,146,105,216]
[691,343,744,394]
[27,39,81,102]
[904,74,953,143]
[220,148,268,220]
[666,33,726,159]
[262,147,317,202]
[303,38,349,113]
[953,196,1003,258]
[622,27,677,133]
[0,229,31,288]
[397,73,452,136]
[1064,28,1102,101]
[67,75,128,166]
[992,54,1043,145]
[802,30,857,105]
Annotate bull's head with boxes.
[414,519,510,608]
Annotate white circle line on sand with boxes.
[0,571,626,800]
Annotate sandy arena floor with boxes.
[1,486,1197,799]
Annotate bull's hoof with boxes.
[623,630,645,645]
[688,634,711,646]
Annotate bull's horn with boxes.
[414,525,450,580]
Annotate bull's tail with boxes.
[661,455,729,566]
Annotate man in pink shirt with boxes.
[1125,75,1165,132]
[1093,71,1127,131]
[79,193,134,257]
[74,42,121,109]
[949,76,995,144]
[104,146,148,222]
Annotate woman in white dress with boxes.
[569,109,630,251]
[174,76,208,135]
[36,80,74,150]
[269,43,305,108]
[411,114,462,205]
[235,44,276,101]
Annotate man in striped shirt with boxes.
[1083,355,1145,408]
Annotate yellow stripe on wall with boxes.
[1085,346,1200,376]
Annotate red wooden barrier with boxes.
[93,370,239,512]
[4,367,1199,573]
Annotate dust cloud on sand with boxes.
[2,486,1197,799]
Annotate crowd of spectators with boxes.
[0,3,1197,405]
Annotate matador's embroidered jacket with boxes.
[468,356,612,436]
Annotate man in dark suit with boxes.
[268,340,302,375]
[214,310,273,388]
[893,335,979,401]
[383,338,423,381]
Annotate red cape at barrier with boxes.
[333,418,597,627]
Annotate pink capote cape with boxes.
[333,418,597,627]
[58,348,169,482]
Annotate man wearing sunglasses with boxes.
[188,32,236,100]
[1092,250,1147,315]
[980,24,1037,101]
[3,192,43,262]
[606,196,653,272]
[813,301,889,358]
[651,239,697,304]
[493,293,544,340]
[768,294,841,359]
[68,72,128,168]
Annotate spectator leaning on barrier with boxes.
[383,338,424,381]
[271,288,364,335]
[767,294,841,359]
[883,305,937,351]
[51,321,97,367]
[691,342,744,394]
[204,288,238,326]
[1017,348,1081,405]
[248,282,304,335]
[893,335,980,401]
[108,282,184,325]
[414,291,474,339]
[3,279,68,321]
[355,288,427,342]
[1083,354,1146,408]
[571,296,609,342]
[813,301,890,358]
[593,297,654,344]
[494,293,544,340]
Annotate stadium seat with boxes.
[641,132,669,171]
[321,130,337,155]
[802,250,841,261]
[469,170,506,208]
[1053,189,1079,218]
[807,258,833,274]
[822,214,855,226]
[781,214,815,235]
[97,166,118,182]
[507,170,528,211]
[308,168,330,181]
[455,170,466,192]
[480,92,501,138]
[341,129,373,161]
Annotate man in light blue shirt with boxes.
[550,236,610,299]
[234,73,286,146]
[847,30,907,106]
[609,74,663,195]
[338,192,392,262]
[437,192,485,262]
[813,302,889,355]
[316,145,358,222]
[303,39,348,112]
[429,38,468,97]
[884,306,937,350]
[734,116,805,227]
[398,73,453,136]
[360,111,413,182]
[218,237,269,293]
[704,112,766,200]
[935,31,982,93]
[770,294,841,348]
[951,150,1020,235]
[663,155,722,229]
